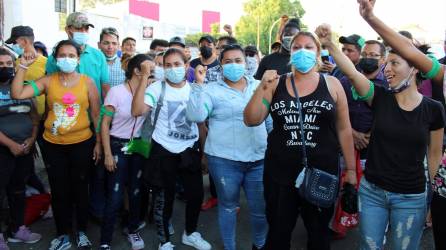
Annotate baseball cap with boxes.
[66,12,95,28]
[198,34,216,45]
[169,36,185,48]
[339,34,365,49]
[6,26,34,44]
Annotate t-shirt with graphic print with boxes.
[0,83,33,144]
[187,58,221,84]
[144,81,199,154]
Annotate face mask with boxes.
[56,57,78,73]
[245,57,258,77]
[281,36,293,52]
[72,32,89,46]
[12,44,24,56]
[358,58,379,74]
[290,49,317,74]
[165,67,185,84]
[0,67,14,82]
[388,67,415,94]
[200,46,213,59]
[106,54,117,61]
[154,66,164,81]
[222,63,246,82]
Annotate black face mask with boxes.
[358,58,379,74]
[200,46,213,60]
[0,67,14,83]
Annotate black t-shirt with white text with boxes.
[365,86,446,194]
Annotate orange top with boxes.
[43,73,92,144]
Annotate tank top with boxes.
[265,74,339,186]
[43,73,93,145]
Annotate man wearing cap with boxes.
[45,12,109,99]
[254,18,300,80]
[245,45,260,77]
[330,34,364,80]
[6,26,47,117]
[187,35,219,84]
[169,36,186,51]
[98,27,125,94]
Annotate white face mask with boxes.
[245,56,258,77]
[388,67,415,94]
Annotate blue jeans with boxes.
[207,155,267,250]
[358,177,427,250]
[100,138,144,245]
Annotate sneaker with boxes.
[158,242,175,250]
[127,232,144,250]
[0,233,9,250]
[182,232,211,250]
[76,232,92,249]
[8,225,41,243]
[99,244,111,250]
[49,235,71,250]
[201,197,217,211]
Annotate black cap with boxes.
[198,34,216,45]
[244,45,258,54]
[6,26,34,44]
[169,36,185,48]
[339,34,365,49]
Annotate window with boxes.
[55,0,67,13]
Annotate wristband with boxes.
[24,80,40,97]
[262,98,270,110]
[351,80,374,101]
[421,55,441,79]
[19,64,29,70]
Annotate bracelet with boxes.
[262,98,270,110]
[351,80,374,101]
[19,64,29,70]
[24,80,40,97]
[421,55,441,79]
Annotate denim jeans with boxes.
[358,177,427,250]
[100,138,144,245]
[207,155,267,250]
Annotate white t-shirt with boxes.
[144,81,198,153]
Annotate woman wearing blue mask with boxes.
[132,48,211,250]
[11,39,101,250]
[244,32,357,250]
[186,44,270,250]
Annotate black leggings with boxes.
[0,146,33,233]
[44,137,94,235]
[148,141,204,244]
[263,173,334,250]
[431,192,446,250]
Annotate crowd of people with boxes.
[1,0,446,249]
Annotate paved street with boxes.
[7,158,435,250]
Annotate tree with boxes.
[235,0,305,55]
[185,23,221,46]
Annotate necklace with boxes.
[60,74,71,87]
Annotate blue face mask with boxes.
[56,57,78,73]
[12,44,24,56]
[290,49,317,74]
[165,67,185,84]
[154,66,164,81]
[106,54,117,61]
[222,63,246,82]
[72,32,89,46]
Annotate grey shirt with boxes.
[0,83,33,144]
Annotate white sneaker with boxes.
[182,232,211,250]
[127,232,144,250]
[158,242,175,250]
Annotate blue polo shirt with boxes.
[46,44,109,98]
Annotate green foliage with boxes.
[184,23,221,47]
[235,0,305,54]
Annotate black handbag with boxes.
[290,74,340,208]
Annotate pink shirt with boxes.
[104,84,146,139]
